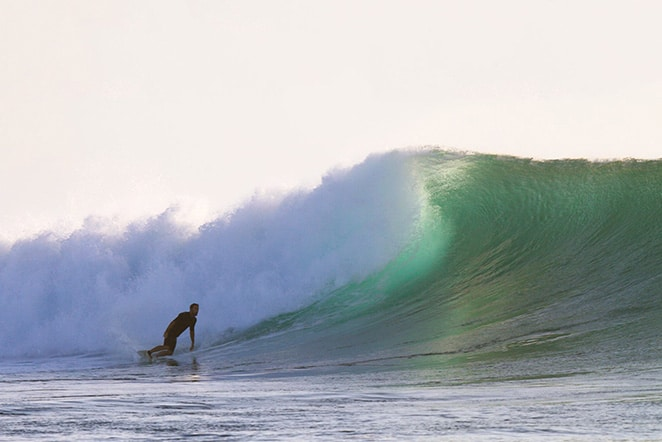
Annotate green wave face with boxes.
[221,151,662,375]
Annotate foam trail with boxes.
[0,151,422,359]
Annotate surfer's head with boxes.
[190,303,199,316]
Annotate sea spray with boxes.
[0,151,423,359]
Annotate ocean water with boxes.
[1,150,661,440]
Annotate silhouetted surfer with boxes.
[147,303,198,359]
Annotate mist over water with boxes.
[0,151,422,359]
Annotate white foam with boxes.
[0,151,422,359]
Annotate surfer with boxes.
[147,303,199,359]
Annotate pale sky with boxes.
[1,0,661,240]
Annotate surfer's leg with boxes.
[149,337,177,358]
[148,345,169,358]
[150,349,173,358]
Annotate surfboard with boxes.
[137,350,180,365]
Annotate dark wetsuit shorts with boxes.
[164,335,177,351]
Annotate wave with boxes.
[2,149,661,375]
[0,151,421,359]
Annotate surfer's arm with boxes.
[189,327,195,351]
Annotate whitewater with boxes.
[1,149,661,440]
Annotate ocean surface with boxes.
[1,150,661,440]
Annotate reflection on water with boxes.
[1,363,661,441]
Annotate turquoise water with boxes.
[206,151,662,376]
[1,150,661,439]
